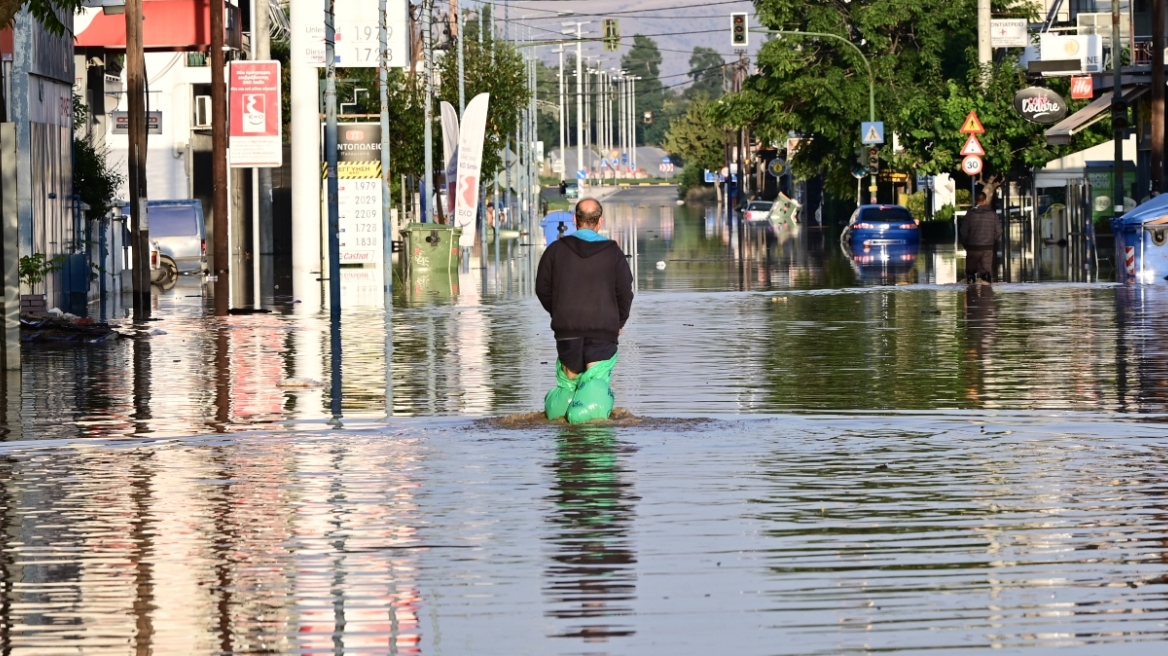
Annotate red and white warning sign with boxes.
[229,60,282,168]
[960,134,986,157]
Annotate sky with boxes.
[476,0,760,81]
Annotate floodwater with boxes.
[3,190,1168,654]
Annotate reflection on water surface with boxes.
[1,194,1167,653]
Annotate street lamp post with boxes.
[564,21,591,186]
[752,28,876,203]
[556,45,565,180]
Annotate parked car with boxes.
[564,181,580,199]
[841,204,920,249]
[742,200,774,223]
[124,199,208,281]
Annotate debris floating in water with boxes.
[279,378,324,389]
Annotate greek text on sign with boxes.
[294,0,410,68]
[991,19,1028,48]
[962,155,983,176]
[322,122,383,265]
[228,61,282,168]
[960,134,985,157]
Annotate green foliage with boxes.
[19,253,62,288]
[686,47,726,101]
[904,190,926,222]
[896,58,1108,188]
[663,100,725,174]
[0,0,80,36]
[713,0,1084,197]
[676,163,707,197]
[72,95,124,221]
[623,35,668,145]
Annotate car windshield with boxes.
[149,206,198,238]
[746,202,772,211]
[860,207,913,223]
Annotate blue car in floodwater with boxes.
[841,204,920,249]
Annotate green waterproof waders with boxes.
[544,355,618,423]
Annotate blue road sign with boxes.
[662,155,671,165]
[704,169,716,183]
[861,121,885,145]
[620,153,629,165]
[576,169,586,180]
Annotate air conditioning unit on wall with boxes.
[193,95,212,129]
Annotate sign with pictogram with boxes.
[960,111,985,135]
[768,158,788,177]
[1071,76,1093,100]
[861,121,885,145]
[229,61,282,168]
[962,155,983,176]
[960,133,986,157]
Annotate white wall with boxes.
[106,51,210,202]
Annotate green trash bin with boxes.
[402,223,462,274]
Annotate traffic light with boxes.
[1112,100,1129,130]
[731,13,748,48]
[868,148,880,173]
[603,19,620,52]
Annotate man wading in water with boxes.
[536,198,634,423]
[960,192,1002,284]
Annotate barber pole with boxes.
[1125,246,1136,277]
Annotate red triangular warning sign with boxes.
[960,111,985,135]
[960,134,986,157]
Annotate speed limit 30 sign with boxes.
[962,155,983,177]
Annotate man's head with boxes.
[977,192,990,206]
[575,198,604,229]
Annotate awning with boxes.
[1044,86,1148,146]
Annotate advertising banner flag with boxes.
[229,61,282,167]
[454,93,491,248]
[441,101,460,216]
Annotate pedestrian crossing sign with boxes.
[861,121,885,145]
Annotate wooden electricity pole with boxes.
[1154,0,1165,193]
[125,0,150,320]
[211,0,229,315]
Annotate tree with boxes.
[663,100,725,173]
[685,47,725,101]
[622,34,666,146]
[712,0,1045,195]
[0,0,80,36]
[896,58,1109,197]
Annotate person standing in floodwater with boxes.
[960,192,1002,283]
[536,198,634,423]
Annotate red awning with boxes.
[75,1,239,51]
[1,26,13,57]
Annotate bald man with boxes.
[535,198,633,422]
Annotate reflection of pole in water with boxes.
[544,426,637,640]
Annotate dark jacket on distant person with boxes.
[960,206,1002,251]
[536,235,634,343]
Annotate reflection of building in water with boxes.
[544,427,638,641]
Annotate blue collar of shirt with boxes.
[573,229,607,242]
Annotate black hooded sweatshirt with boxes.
[535,235,634,343]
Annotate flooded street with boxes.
[3,190,1168,654]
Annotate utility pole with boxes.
[423,0,435,222]
[211,0,229,315]
[977,0,992,73]
[1153,0,1164,193]
[456,0,465,114]
[1113,0,1125,219]
[255,0,273,304]
[630,76,638,172]
[572,21,589,184]
[380,0,393,294]
[557,45,565,180]
[125,0,149,320]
